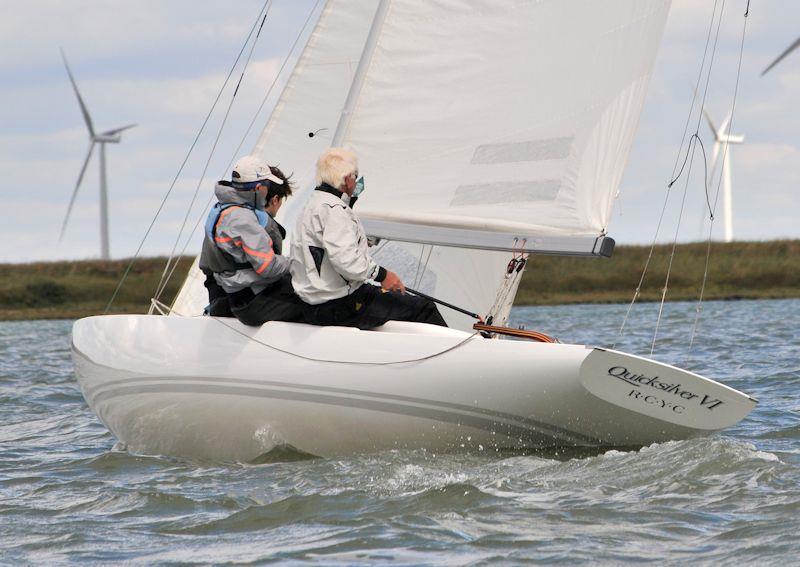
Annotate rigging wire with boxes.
[152,1,274,306]
[411,244,426,289]
[688,0,751,352]
[650,0,727,356]
[613,0,723,349]
[103,0,271,314]
[415,245,434,290]
[150,0,324,306]
[222,0,325,176]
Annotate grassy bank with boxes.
[1,240,798,321]
[516,240,800,305]
[0,257,194,321]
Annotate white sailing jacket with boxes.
[290,185,386,305]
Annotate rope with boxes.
[688,0,751,352]
[211,316,482,365]
[104,1,271,314]
[152,1,274,306]
[488,239,527,325]
[651,0,727,356]
[149,1,323,307]
[613,0,723,349]
[417,245,434,289]
[222,0,325,175]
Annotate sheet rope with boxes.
[211,315,483,366]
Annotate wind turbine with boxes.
[701,105,744,243]
[762,37,800,76]
[60,49,136,260]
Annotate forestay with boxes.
[174,0,670,330]
[172,1,379,316]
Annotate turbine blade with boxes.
[719,112,732,138]
[762,37,800,76]
[708,141,721,184]
[60,142,95,241]
[702,107,718,138]
[60,48,95,137]
[100,123,137,137]
[689,82,718,137]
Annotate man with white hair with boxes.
[290,148,446,329]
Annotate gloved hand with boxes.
[381,270,406,294]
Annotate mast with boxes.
[722,149,734,242]
[98,142,110,260]
[330,0,391,146]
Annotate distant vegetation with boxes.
[516,240,800,305]
[1,241,798,321]
[0,257,194,321]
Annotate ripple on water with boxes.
[1,303,799,563]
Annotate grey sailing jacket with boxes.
[199,181,289,294]
[290,185,386,305]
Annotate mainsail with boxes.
[174,0,671,330]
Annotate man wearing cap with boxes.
[199,155,303,326]
[290,148,446,329]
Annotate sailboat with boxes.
[72,0,756,461]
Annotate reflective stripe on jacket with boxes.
[198,181,289,294]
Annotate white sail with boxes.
[175,0,670,329]
[348,0,669,327]
[347,0,670,242]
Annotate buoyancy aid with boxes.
[201,203,270,273]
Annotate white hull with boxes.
[71,315,756,461]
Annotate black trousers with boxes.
[304,284,447,330]
[229,274,306,326]
[202,269,234,317]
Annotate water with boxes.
[1,299,798,564]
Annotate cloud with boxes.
[1,0,799,262]
[738,142,799,170]
[0,0,314,71]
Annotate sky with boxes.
[1,0,798,263]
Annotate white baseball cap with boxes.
[231,155,283,187]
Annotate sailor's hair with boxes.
[315,147,358,189]
[266,165,294,201]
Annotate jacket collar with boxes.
[315,183,345,200]
[266,211,287,239]
[215,179,266,209]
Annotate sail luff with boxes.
[331,0,392,146]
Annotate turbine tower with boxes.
[702,106,744,243]
[60,49,136,260]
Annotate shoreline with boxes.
[1,240,797,321]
